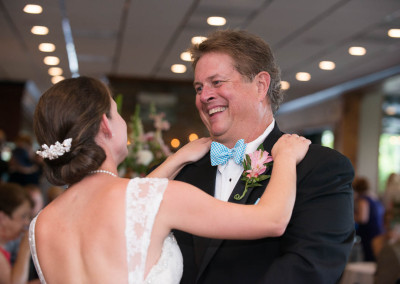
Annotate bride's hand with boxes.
[271,134,311,165]
[174,137,212,164]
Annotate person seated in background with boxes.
[6,184,44,283]
[0,182,34,284]
[372,209,400,259]
[382,172,400,210]
[374,239,400,284]
[8,134,42,186]
[353,176,385,261]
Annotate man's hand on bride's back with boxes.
[272,134,311,165]
[175,137,212,164]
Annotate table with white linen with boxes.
[339,262,376,284]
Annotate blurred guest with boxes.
[24,185,44,217]
[382,173,400,210]
[371,209,400,258]
[374,239,400,284]
[354,176,385,261]
[6,184,44,283]
[8,134,42,186]
[0,129,8,183]
[0,183,33,284]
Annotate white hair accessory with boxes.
[36,138,73,160]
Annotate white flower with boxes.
[136,149,154,166]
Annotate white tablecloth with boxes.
[340,262,376,284]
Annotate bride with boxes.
[30,76,310,283]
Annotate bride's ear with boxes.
[99,114,113,139]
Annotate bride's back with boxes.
[33,177,130,283]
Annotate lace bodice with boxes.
[29,177,183,284]
[125,178,182,283]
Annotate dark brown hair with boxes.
[34,76,112,185]
[0,183,33,217]
[189,29,283,114]
[353,177,370,194]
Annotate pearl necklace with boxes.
[89,170,117,177]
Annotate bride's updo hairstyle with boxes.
[34,76,112,186]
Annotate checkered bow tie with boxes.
[210,139,247,166]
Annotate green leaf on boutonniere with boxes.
[234,146,274,201]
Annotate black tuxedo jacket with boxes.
[174,124,355,284]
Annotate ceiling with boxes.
[1,0,400,112]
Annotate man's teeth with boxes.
[209,107,227,115]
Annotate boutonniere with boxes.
[234,145,273,201]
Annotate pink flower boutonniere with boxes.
[234,145,273,201]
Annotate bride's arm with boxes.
[147,138,211,179]
[158,134,311,239]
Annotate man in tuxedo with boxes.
[174,29,355,284]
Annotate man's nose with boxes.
[200,85,216,103]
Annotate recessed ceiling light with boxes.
[207,16,226,26]
[44,56,60,66]
[296,72,311,82]
[191,36,207,45]
[388,29,400,38]
[31,26,49,35]
[180,51,192,62]
[23,4,42,14]
[39,43,55,52]
[319,61,336,70]
[48,67,63,76]
[281,81,290,90]
[51,76,65,84]
[348,46,366,56]
[171,64,186,73]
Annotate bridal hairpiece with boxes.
[36,138,73,160]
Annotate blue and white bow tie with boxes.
[210,139,247,166]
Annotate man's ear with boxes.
[99,114,113,139]
[255,71,271,101]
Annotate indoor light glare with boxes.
[171,64,186,74]
[39,43,56,52]
[296,72,311,82]
[188,133,199,142]
[180,51,192,62]
[281,81,290,90]
[23,4,42,14]
[171,138,181,148]
[43,56,60,66]
[48,67,63,76]
[319,61,336,70]
[51,76,65,84]
[31,26,49,35]
[191,36,207,45]
[388,29,400,38]
[207,16,226,26]
[385,106,396,116]
[348,46,366,56]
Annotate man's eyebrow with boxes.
[193,74,219,87]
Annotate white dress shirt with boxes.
[214,119,275,201]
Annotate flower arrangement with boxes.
[118,97,171,177]
[234,145,273,200]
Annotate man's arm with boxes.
[260,146,355,284]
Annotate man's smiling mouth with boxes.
[209,107,227,115]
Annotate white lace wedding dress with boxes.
[29,178,183,284]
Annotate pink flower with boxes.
[245,150,273,178]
